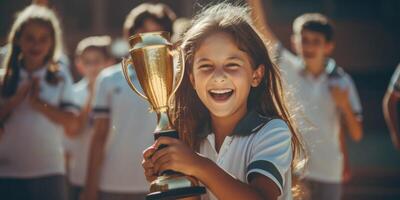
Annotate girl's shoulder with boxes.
[251,118,291,143]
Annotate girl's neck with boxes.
[23,59,46,73]
[210,106,247,152]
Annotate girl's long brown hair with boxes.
[1,5,63,97]
[171,3,306,177]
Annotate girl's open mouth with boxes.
[209,89,234,101]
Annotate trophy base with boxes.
[147,130,206,200]
[146,186,206,200]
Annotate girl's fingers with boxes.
[157,159,174,174]
[153,154,172,174]
[143,146,156,160]
[142,159,154,169]
[150,146,173,164]
[144,168,156,178]
[154,136,179,149]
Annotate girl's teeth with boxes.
[210,89,232,94]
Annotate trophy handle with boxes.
[169,48,185,103]
[121,57,148,100]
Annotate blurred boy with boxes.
[64,36,113,200]
[247,1,363,199]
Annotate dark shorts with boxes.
[304,178,342,200]
[0,175,68,200]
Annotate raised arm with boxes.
[246,0,279,45]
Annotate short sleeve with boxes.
[59,70,80,113]
[344,75,363,119]
[246,119,292,194]
[91,71,111,118]
[389,64,400,93]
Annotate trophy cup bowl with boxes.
[121,32,206,200]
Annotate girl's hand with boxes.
[151,137,206,177]
[29,78,44,109]
[11,81,31,106]
[142,146,158,182]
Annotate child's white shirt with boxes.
[199,111,292,200]
[0,65,77,178]
[278,46,362,183]
[90,64,156,193]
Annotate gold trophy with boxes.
[122,32,205,200]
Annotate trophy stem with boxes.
[155,111,174,132]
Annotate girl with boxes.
[142,3,305,200]
[0,5,78,200]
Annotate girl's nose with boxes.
[212,69,227,83]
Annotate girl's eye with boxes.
[225,63,240,68]
[198,64,213,70]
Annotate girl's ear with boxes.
[251,64,265,87]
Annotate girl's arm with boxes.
[197,157,279,200]
[29,79,78,133]
[30,93,78,130]
[64,90,94,137]
[150,137,280,200]
[247,0,279,45]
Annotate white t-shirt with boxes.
[63,79,92,186]
[91,64,156,193]
[0,65,77,178]
[199,111,292,200]
[278,47,362,183]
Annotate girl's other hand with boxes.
[151,137,207,177]
[142,146,158,182]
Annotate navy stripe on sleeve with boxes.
[247,160,283,188]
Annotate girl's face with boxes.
[18,21,53,65]
[190,32,264,118]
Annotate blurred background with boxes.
[1,0,399,199]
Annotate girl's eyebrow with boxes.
[226,56,244,61]
[194,57,211,63]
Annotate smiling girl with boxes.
[142,3,305,200]
[0,5,77,200]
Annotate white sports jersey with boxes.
[91,64,156,193]
[199,111,292,200]
[278,47,362,183]
[0,64,77,178]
